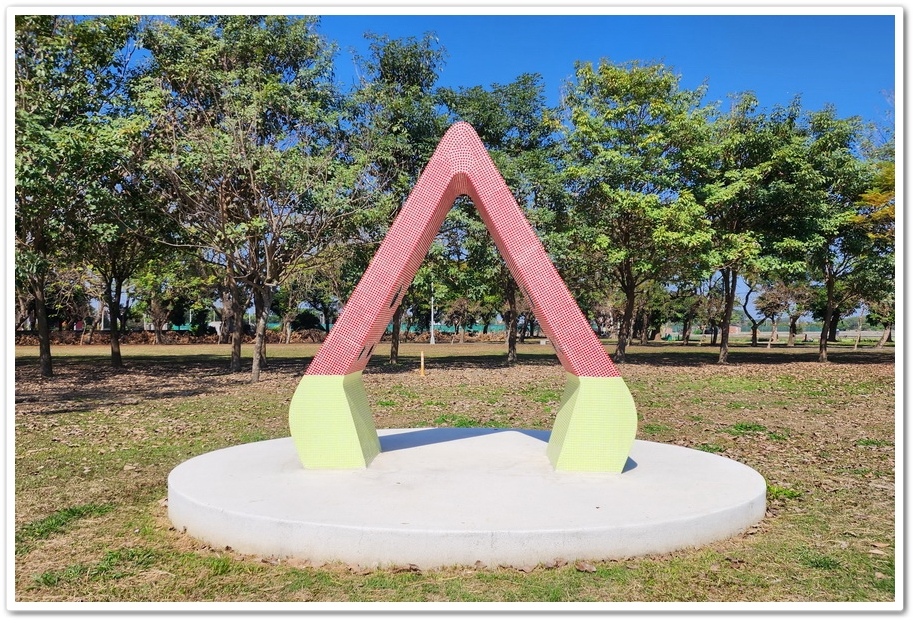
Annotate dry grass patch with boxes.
[13,341,896,604]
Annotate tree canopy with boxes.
[14,14,895,378]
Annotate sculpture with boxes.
[289,122,637,471]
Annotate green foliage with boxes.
[562,59,715,360]
[798,106,889,361]
[139,15,357,378]
[15,15,143,374]
[14,14,894,376]
[435,73,563,357]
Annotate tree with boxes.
[664,280,705,346]
[740,280,768,347]
[75,114,178,367]
[802,107,874,362]
[441,73,564,363]
[562,59,714,362]
[346,31,448,364]
[132,252,214,344]
[15,15,139,376]
[141,15,356,381]
[754,286,787,348]
[693,92,820,363]
[867,292,894,348]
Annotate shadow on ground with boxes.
[14,342,894,414]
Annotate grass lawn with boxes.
[11,339,897,608]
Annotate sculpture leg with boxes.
[547,374,637,472]
[288,372,381,469]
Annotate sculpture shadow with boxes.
[378,427,637,473]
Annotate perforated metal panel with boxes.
[305,122,620,378]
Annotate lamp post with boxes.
[430,286,435,345]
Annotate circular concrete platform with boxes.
[167,428,766,569]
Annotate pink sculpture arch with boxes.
[289,122,636,472]
[306,121,619,379]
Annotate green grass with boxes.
[767,484,803,500]
[722,422,768,436]
[799,549,842,570]
[520,385,562,404]
[695,443,725,454]
[33,547,157,587]
[16,503,115,555]
[433,413,480,428]
[856,438,891,447]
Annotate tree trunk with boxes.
[229,282,245,373]
[321,304,333,333]
[614,287,636,363]
[767,319,778,349]
[389,303,403,364]
[749,321,762,347]
[218,290,233,345]
[251,286,273,383]
[876,323,892,348]
[718,268,738,364]
[741,287,764,347]
[83,303,104,346]
[819,271,834,363]
[828,308,841,342]
[153,319,165,345]
[639,306,650,346]
[150,301,167,345]
[103,278,125,369]
[681,317,691,346]
[787,315,800,347]
[505,279,518,364]
[16,295,30,331]
[30,277,53,377]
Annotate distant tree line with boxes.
[15,15,895,380]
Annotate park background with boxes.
[10,3,901,611]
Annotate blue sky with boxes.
[316,12,897,127]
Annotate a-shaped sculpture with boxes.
[289,122,637,471]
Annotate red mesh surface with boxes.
[306,122,620,378]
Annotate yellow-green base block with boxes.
[288,372,381,469]
[547,374,638,472]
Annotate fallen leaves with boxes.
[574,561,597,573]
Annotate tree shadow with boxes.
[14,354,267,415]
[618,343,896,367]
[14,341,894,416]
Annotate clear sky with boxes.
[316,10,898,126]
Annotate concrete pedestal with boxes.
[167,428,766,569]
